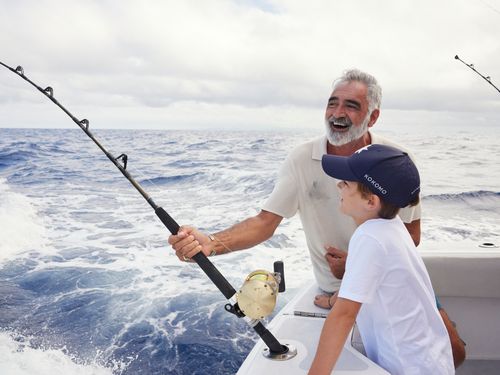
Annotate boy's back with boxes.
[339,216,454,374]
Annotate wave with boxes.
[423,190,499,205]
[140,173,203,185]
[420,190,499,242]
[0,143,73,170]
[0,179,48,263]
[185,140,221,150]
[0,150,35,169]
[0,331,113,375]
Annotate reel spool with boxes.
[236,270,281,320]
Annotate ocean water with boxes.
[0,126,499,374]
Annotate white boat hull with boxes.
[238,243,500,374]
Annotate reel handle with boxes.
[273,261,286,293]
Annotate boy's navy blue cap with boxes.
[321,144,420,207]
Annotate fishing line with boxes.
[455,55,500,94]
[0,60,289,355]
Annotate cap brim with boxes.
[321,154,358,181]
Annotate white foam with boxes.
[0,332,113,375]
[0,179,48,263]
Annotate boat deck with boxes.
[237,283,389,374]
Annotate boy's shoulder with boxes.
[358,217,400,230]
[355,217,406,244]
[354,217,417,256]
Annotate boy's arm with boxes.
[309,297,361,375]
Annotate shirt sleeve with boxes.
[398,203,421,223]
[262,155,299,219]
[338,233,386,304]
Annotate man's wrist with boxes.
[208,233,232,255]
[208,234,217,256]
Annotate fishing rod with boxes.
[0,60,291,357]
[455,55,500,94]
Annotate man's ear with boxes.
[367,108,380,128]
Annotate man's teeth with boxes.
[332,122,349,128]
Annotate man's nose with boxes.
[329,105,346,119]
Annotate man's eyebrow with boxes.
[345,99,361,109]
[327,97,361,109]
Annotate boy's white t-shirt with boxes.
[338,217,454,375]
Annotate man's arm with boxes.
[168,210,283,260]
[404,219,420,247]
[209,210,283,253]
[309,297,361,375]
[439,307,466,368]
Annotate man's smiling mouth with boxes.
[330,121,351,131]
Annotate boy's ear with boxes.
[365,193,381,211]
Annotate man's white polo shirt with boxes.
[262,132,421,292]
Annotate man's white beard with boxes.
[324,115,370,146]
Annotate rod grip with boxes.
[192,252,237,299]
[155,206,180,234]
[155,206,236,299]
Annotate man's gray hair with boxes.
[333,69,382,113]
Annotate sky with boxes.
[0,0,499,131]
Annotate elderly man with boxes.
[169,69,465,367]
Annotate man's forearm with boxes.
[211,211,282,254]
[404,219,420,247]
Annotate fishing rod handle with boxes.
[155,206,237,300]
[192,252,237,299]
[155,206,180,234]
[254,321,289,354]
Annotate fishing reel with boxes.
[226,261,286,320]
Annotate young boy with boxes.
[309,144,454,375]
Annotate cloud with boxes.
[0,0,499,129]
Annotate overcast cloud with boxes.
[0,0,499,130]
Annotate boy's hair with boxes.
[357,182,420,219]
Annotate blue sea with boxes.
[0,126,499,374]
